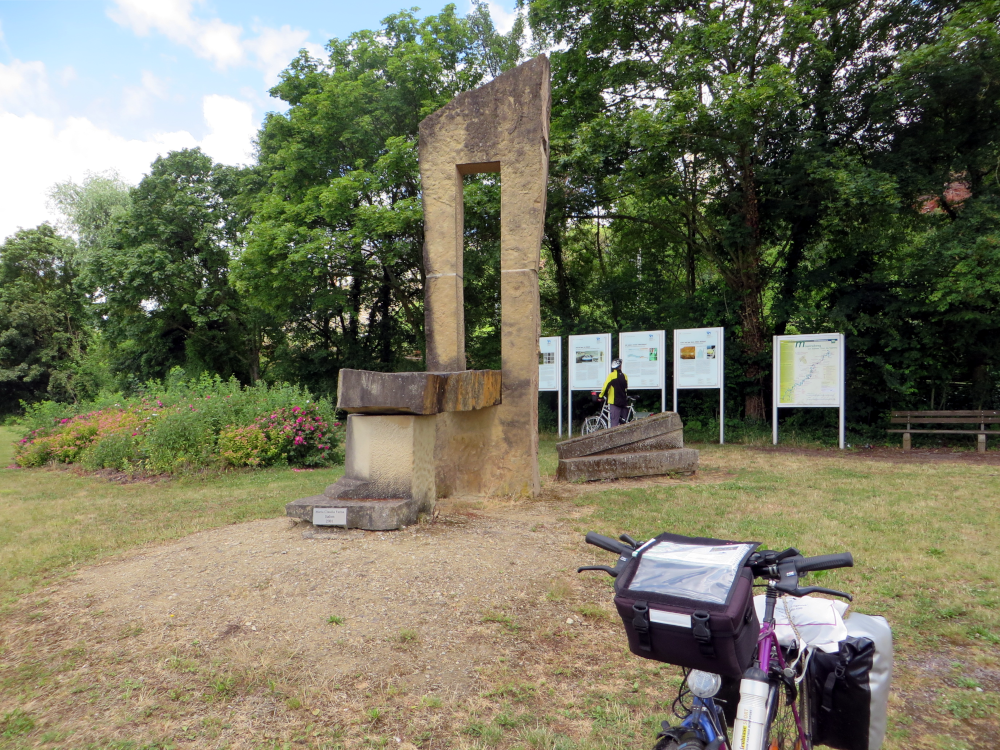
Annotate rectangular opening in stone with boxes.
[462,172,501,370]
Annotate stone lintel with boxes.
[337,369,501,415]
[556,412,684,460]
[555,448,700,483]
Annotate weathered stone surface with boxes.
[337,369,501,415]
[286,495,425,531]
[556,412,684,460]
[556,448,700,483]
[420,56,550,497]
[286,413,435,530]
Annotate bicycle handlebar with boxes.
[585,532,632,557]
[796,552,854,573]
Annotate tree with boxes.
[237,5,528,392]
[0,225,91,413]
[87,149,253,384]
[49,170,132,255]
[528,0,967,419]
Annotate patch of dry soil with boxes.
[56,500,589,696]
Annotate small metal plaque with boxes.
[313,507,347,526]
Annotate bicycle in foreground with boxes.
[578,531,887,750]
[581,395,638,435]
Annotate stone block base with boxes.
[286,494,426,531]
[556,448,699,482]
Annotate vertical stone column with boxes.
[419,56,550,496]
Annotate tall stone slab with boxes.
[419,56,550,497]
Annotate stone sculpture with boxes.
[287,57,550,529]
[555,413,699,482]
[421,55,550,498]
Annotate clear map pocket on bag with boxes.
[628,541,757,604]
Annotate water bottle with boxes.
[731,666,769,750]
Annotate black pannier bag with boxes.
[806,612,893,750]
[613,532,760,677]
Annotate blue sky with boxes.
[0,0,521,240]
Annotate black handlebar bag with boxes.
[613,533,760,677]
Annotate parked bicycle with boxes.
[582,395,637,435]
[578,531,892,750]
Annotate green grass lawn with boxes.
[1,430,997,748]
[0,428,343,604]
[0,426,16,469]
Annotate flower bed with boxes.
[12,372,344,474]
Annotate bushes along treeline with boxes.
[13,371,343,474]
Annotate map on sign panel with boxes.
[778,337,840,406]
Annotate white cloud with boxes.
[108,0,245,68]
[121,70,169,119]
[107,0,319,84]
[199,94,256,166]
[484,1,519,34]
[246,24,324,86]
[0,93,258,241]
[0,59,52,114]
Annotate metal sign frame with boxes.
[673,327,725,444]
[772,333,846,449]
[618,330,667,413]
[567,333,612,436]
[538,335,563,437]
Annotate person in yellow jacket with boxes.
[600,358,629,427]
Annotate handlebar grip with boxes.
[797,553,854,573]
[585,532,632,557]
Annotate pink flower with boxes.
[293,436,306,446]
[60,419,69,424]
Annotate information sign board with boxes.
[772,333,845,449]
[619,330,665,389]
[568,334,611,390]
[539,336,561,392]
[539,336,563,436]
[674,328,723,389]
[776,336,842,406]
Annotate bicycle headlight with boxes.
[686,670,722,699]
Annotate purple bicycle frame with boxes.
[757,620,810,749]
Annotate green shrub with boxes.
[12,370,344,475]
[81,432,145,472]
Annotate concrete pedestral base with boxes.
[285,413,435,531]
[286,494,426,531]
[556,448,700,483]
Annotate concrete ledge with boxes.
[556,412,684,460]
[337,369,501,414]
[285,495,426,531]
[556,448,699,482]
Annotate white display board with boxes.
[619,330,665,389]
[772,334,845,449]
[674,328,723,389]
[539,336,563,436]
[673,327,725,444]
[569,334,611,390]
[539,336,561,391]
[568,333,611,435]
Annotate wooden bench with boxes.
[889,410,1000,452]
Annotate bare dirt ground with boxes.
[3,461,996,748]
[2,475,719,749]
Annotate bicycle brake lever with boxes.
[577,565,620,577]
[795,585,853,601]
[619,533,639,548]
